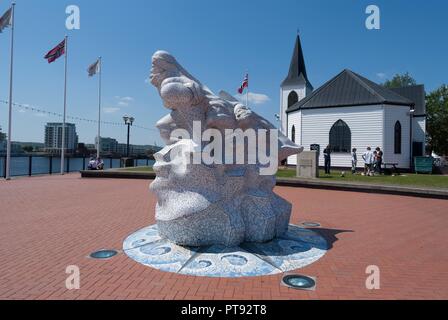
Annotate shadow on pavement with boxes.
[307,228,354,250]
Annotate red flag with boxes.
[44,39,66,63]
[238,74,249,94]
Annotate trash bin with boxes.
[121,158,135,168]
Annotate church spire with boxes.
[282,34,313,90]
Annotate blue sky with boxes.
[0,0,447,145]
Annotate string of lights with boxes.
[0,99,157,132]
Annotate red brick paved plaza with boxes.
[0,174,447,300]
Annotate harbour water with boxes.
[0,156,154,177]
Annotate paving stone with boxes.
[0,174,447,299]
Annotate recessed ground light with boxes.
[282,274,316,291]
[302,222,321,227]
[90,249,118,260]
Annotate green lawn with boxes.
[122,166,448,189]
[278,168,448,189]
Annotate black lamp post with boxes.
[123,115,135,157]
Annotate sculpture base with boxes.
[123,224,328,278]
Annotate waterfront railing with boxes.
[0,156,154,178]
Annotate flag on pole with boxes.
[87,59,100,77]
[0,7,12,32]
[238,74,249,94]
[3,3,15,181]
[44,39,66,63]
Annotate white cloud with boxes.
[236,92,271,105]
[114,96,134,107]
[376,72,387,79]
[103,107,120,114]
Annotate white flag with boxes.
[87,59,100,77]
[0,7,12,33]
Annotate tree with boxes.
[22,146,34,153]
[0,126,6,142]
[76,143,89,157]
[426,85,448,156]
[382,72,417,88]
[145,148,155,158]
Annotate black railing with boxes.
[1,156,154,178]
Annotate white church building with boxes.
[280,35,427,170]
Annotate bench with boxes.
[383,163,399,175]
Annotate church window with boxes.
[394,121,402,154]
[288,91,299,108]
[329,120,351,153]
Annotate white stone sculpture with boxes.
[149,51,303,247]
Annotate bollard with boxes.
[28,156,33,177]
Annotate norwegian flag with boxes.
[87,59,100,77]
[44,39,66,63]
[238,74,249,94]
[0,7,13,33]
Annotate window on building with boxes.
[291,125,296,143]
[288,91,298,108]
[329,120,351,153]
[394,121,402,154]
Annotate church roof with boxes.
[281,34,313,90]
[286,69,414,113]
[389,85,426,116]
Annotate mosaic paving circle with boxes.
[123,224,328,278]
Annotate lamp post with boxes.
[274,114,281,132]
[123,115,134,157]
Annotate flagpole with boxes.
[246,71,249,108]
[97,57,102,159]
[5,3,16,181]
[61,35,68,175]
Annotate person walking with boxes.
[375,147,383,174]
[323,144,332,174]
[351,148,358,174]
[373,150,378,175]
[362,147,374,176]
